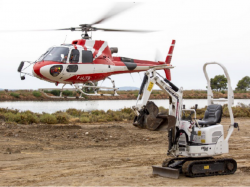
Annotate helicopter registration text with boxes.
[76,76,91,81]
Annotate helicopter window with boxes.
[82,50,93,63]
[69,49,80,63]
[66,65,78,72]
[50,65,63,77]
[37,47,53,62]
[43,47,69,63]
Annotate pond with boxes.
[1,99,249,114]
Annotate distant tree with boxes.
[236,76,250,91]
[210,75,227,91]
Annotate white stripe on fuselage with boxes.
[85,40,95,48]
[94,42,108,60]
[39,64,167,83]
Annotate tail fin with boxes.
[164,40,175,81]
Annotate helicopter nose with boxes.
[33,63,43,79]
[40,65,52,78]
[32,66,38,78]
[33,62,50,80]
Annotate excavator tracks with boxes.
[182,158,237,178]
[153,157,237,178]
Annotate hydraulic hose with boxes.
[164,78,179,92]
[139,74,148,95]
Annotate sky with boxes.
[0,0,250,91]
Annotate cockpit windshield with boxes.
[38,47,69,63]
[37,47,52,62]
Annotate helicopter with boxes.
[16,4,175,98]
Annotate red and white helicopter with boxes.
[17,5,175,98]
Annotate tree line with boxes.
[210,75,250,91]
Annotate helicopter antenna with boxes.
[130,73,135,82]
[63,35,67,44]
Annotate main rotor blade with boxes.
[0,28,76,32]
[91,2,139,25]
[95,27,154,33]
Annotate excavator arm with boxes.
[132,68,183,131]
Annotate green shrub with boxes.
[91,110,105,115]
[0,108,19,114]
[14,112,39,124]
[80,116,90,123]
[66,108,84,117]
[10,92,20,98]
[113,113,123,121]
[4,112,17,122]
[4,111,40,124]
[62,90,73,96]
[97,115,107,122]
[32,91,41,97]
[40,113,57,124]
[50,90,61,96]
[54,112,69,124]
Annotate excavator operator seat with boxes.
[198,104,222,126]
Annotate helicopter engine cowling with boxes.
[110,47,118,54]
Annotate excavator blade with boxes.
[152,165,180,179]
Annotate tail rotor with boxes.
[164,40,175,81]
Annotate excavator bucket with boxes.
[152,166,180,179]
[133,101,176,131]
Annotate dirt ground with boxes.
[0,118,250,186]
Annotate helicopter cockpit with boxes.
[37,47,69,63]
[36,46,93,64]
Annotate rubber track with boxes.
[162,157,213,167]
[182,158,237,177]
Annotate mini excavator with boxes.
[132,62,239,178]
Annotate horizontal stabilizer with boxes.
[149,64,174,69]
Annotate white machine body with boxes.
[178,122,228,157]
[133,62,236,158]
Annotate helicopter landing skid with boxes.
[41,77,119,99]
[74,77,119,97]
[41,84,81,99]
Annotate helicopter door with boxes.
[69,49,80,63]
[82,50,93,63]
[66,49,79,73]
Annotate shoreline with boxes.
[1,90,250,101]
[1,97,250,102]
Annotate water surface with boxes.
[1,99,249,114]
